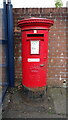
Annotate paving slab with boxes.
[49,87,66,115]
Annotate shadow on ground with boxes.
[2,86,66,118]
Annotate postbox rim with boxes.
[18,17,54,27]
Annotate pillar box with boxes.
[18,18,54,95]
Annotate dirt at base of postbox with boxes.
[2,85,56,118]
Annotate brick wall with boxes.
[13,8,68,87]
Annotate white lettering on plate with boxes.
[28,58,40,62]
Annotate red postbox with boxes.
[18,18,54,92]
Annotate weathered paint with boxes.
[18,18,54,90]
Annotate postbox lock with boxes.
[44,57,47,59]
[40,64,44,67]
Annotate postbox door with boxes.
[30,39,47,87]
[22,31,48,88]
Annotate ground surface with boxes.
[2,86,67,119]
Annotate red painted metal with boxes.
[18,18,54,89]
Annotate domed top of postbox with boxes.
[18,17,54,30]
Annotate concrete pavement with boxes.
[2,86,67,119]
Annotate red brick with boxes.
[13,8,67,87]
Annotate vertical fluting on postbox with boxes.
[18,18,54,98]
